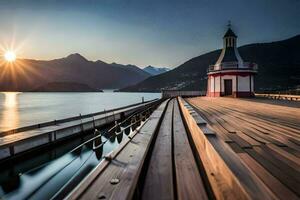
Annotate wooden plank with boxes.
[199,125,215,135]
[191,114,207,125]
[266,144,300,171]
[239,129,270,145]
[279,146,300,158]
[195,118,207,126]
[205,107,236,133]
[227,133,252,149]
[207,105,286,146]
[245,148,300,196]
[243,126,287,147]
[253,146,300,182]
[190,97,299,134]
[173,100,208,200]
[227,142,244,154]
[289,138,300,146]
[219,105,300,141]
[246,120,300,145]
[208,137,277,200]
[239,153,299,200]
[236,131,261,146]
[189,110,196,114]
[190,104,233,142]
[142,100,175,200]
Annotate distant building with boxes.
[207,24,257,97]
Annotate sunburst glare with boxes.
[4,51,16,62]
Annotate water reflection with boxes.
[0,125,122,199]
[0,105,149,199]
[95,142,103,160]
[116,132,123,143]
[0,92,20,131]
[0,136,85,196]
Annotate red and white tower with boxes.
[207,23,257,97]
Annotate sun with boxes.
[4,51,16,62]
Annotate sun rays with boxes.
[4,51,16,62]
[0,41,43,90]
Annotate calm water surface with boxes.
[0,121,147,199]
[0,92,160,132]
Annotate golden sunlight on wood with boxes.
[4,51,16,62]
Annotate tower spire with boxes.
[227,20,231,28]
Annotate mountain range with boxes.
[0,53,155,91]
[143,66,170,75]
[120,35,300,92]
[1,35,299,92]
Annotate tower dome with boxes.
[215,23,244,69]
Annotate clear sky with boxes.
[0,0,299,68]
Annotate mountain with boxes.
[110,62,151,77]
[143,66,170,75]
[120,35,300,92]
[31,82,101,92]
[0,53,151,91]
[110,63,169,76]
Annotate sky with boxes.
[0,0,299,68]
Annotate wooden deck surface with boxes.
[67,97,300,200]
[141,99,208,200]
[187,97,300,200]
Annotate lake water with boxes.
[0,92,160,132]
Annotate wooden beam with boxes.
[173,100,208,200]
[142,100,175,200]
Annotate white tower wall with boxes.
[238,76,250,92]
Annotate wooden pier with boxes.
[66,97,300,200]
[3,96,297,199]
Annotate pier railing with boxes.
[255,93,300,101]
[162,90,206,98]
[90,104,155,151]
[0,99,158,137]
